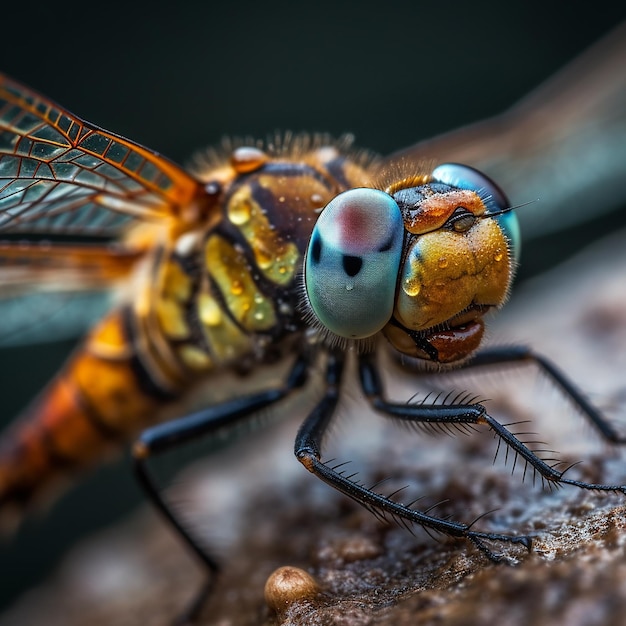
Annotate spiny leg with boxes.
[294,350,531,562]
[133,352,310,624]
[359,352,626,495]
[465,346,625,443]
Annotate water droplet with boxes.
[403,277,421,297]
[346,282,354,291]
[494,250,504,262]
[256,250,273,270]
[438,257,449,269]
[198,295,222,326]
[231,280,243,295]
[254,311,265,321]
[228,199,252,225]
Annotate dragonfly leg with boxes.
[132,351,310,624]
[464,345,626,443]
[360,352,626,495]
[295,350,531,562]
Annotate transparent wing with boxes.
[0,73,207,236]
[0,239,144,294]
[0,291,112,347]
[381,22,626,240]
[0,241,146,345]
[0,74,212,343]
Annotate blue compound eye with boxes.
[304,188,403,339]
[432,163,521,262]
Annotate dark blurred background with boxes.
[1,0,625,612]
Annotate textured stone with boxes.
[2,229,626,626]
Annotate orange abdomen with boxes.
[0,307,181,515]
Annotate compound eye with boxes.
[304,188,403,339]
[432,163,521,261]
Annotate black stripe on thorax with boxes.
[323,156,353,189]
[121,305,180,402]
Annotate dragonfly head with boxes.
[303,163,520,365]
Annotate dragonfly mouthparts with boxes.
[383,303,495,365]
[445,303,494,330]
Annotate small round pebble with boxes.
[264,566,320,613]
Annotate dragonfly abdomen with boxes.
[0,307,181,518]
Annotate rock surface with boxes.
[2,228,626,626]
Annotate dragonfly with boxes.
[1,21,625,623]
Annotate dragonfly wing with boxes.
[381,22,626,240]
[0,291,112,347]
[0,74,210,343]
[0,73,206,236]
[0,241,144,346]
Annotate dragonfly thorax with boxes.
[146,139,378,378]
